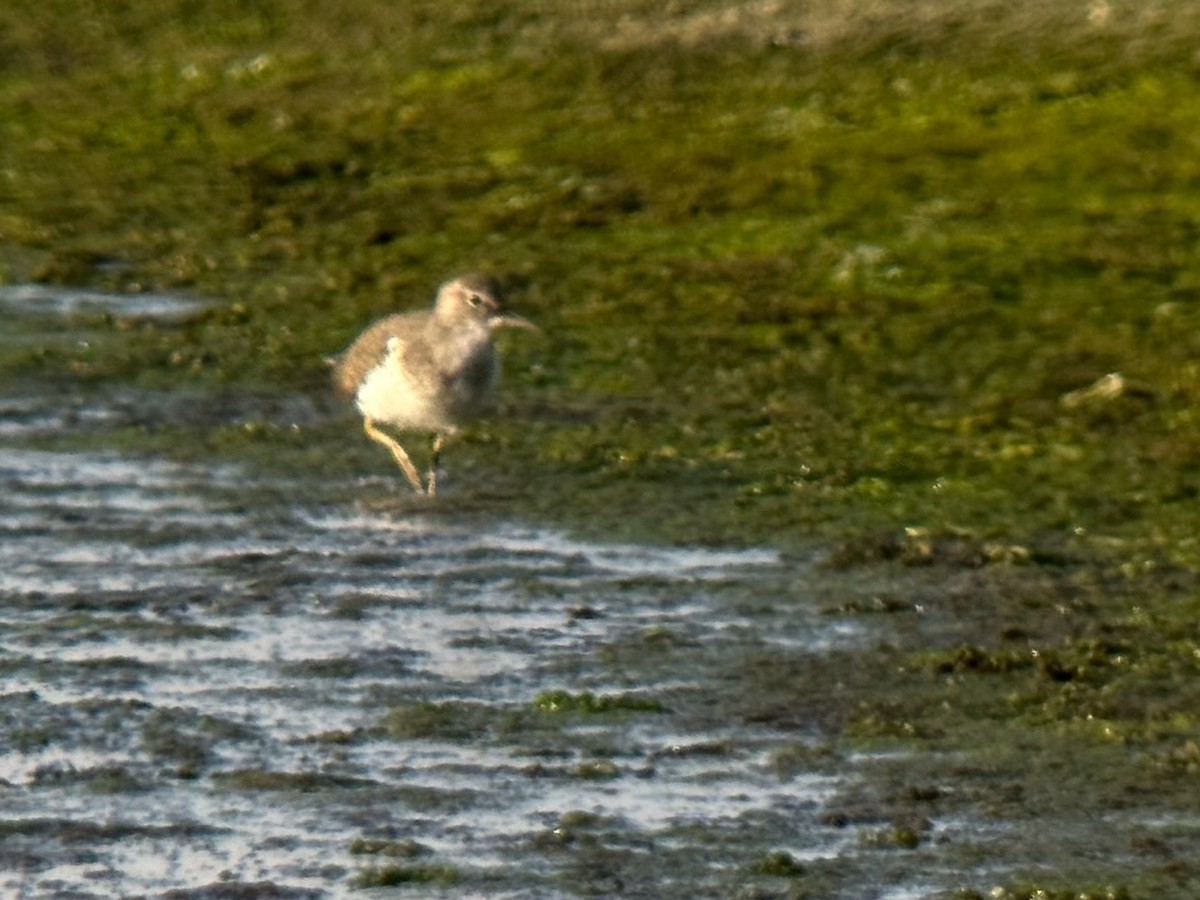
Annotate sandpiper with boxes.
[331,274,535,495]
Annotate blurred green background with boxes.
[3,0,1200,552]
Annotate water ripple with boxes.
[0,442,864,897]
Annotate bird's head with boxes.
[435,274,537,333]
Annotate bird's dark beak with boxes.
[489,313,538,333]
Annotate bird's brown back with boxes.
[331,311,428,398]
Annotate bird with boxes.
[330,274,535,496]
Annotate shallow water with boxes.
[0,431,864,897]
[0,283,209,324]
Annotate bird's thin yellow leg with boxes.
[426,433,447,497]
[363,418,424,494]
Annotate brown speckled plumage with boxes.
[329,274,533,495]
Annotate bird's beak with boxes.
[489,313,538,333]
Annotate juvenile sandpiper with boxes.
[330,274,535,496]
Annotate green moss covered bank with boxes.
[3,0,1199,551]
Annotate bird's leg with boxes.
[426,433,446,496]
[362,418,425,495]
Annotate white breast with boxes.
[355,337,450,432]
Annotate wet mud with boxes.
[0,419,853,898]
[4,292,1199,899]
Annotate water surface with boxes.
[0,431,872,897]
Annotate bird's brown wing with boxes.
[331,313,422,398]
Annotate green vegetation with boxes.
[348,837,431,858]
[751,850,807,878]
[383,699,501,740]
[6,1,1200,895]
[956,888,1133,900]
[212,769,379,792]
[5,0,1200,553]
[532,689,665,714]
[350,863,459,889]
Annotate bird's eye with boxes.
[467,293,483,307]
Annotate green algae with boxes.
[350,864,459,889]
[348,837,431,859]
[30,764,149,795]
[383,700,503,742]
[3,0,1200,555]
[751,850,807,878]
[7,2,1200,896]
[565,758,618,781]
[856,821,924,850]
[213,770,380,793]
[532,689,666,715]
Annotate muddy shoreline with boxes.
[6,346,1193,898]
